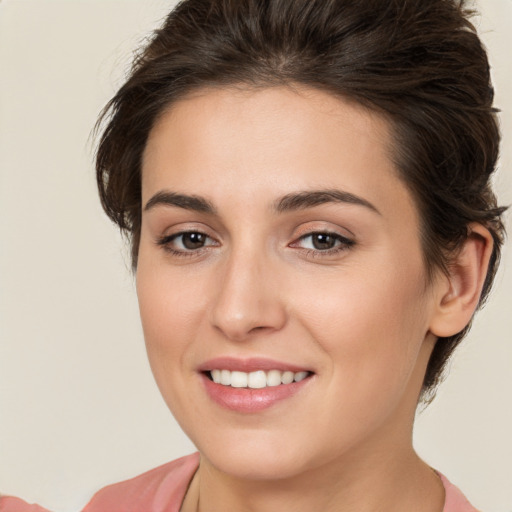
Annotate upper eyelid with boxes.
[291,231,354,247]
[298,230,352,239]
[159,228,352,241]
[157,223,218,240]
[159,230,217,244]
[292,221,355,239]
[155,226,355,251]
[292,226,354,241]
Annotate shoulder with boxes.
[439,473,481,512]
[0,496,51,512]
[82,452,200,512]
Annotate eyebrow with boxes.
[273,189,380,215]
[144,191,217,214]
[144,188,380,216]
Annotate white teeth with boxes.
[248,371,267,389]
[211,369,221,384]
[209,369,310,388]
[266,369,282,387]
[231,371,248,388]
[281,371,294,385]
[294,371,309,382]
[220,369,231,386]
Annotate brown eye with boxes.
[292,231,355,255]
[181,232,208,250]
[311,233,338,250]
[158,231,217,254]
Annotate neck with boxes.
[185,438,444,512]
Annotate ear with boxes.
[429,223,494,338]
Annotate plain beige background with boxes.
[0,1,511,511]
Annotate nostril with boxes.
[250,326,267,332]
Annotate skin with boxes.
[136,85,491,512]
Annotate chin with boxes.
[189,423,341,482]
[201,444,314,481]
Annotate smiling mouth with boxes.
[205,369,313,389]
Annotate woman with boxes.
[1,0,506,511]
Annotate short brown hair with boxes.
[95,0,506,399]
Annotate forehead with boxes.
[141,85,414,220]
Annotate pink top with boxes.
[0,453,480,512]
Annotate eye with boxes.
[291,231,354,254]
[157,231,218,254]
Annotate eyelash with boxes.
[156,230,355,258]
[157,232,217,258]
[292,232,355,257]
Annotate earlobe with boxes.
[429,223,494,338]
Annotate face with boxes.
[137,86,440,481]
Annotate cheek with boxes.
[136,263,216,427]
[135,258,208,385]
[290,257,430,389]
[290,271,430,446]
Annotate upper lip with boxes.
[197,357,312,373]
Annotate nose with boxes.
[209,249,287,342]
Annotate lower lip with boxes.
[201,373,312,413]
